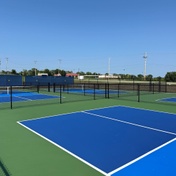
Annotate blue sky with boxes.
[0,0,176,77]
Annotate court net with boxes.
[0,86,39,95]
[0,82,175,109]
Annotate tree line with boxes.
[1,68,176,82]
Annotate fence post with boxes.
[149,78,152,92]
[37,85,39,93]
[93,84,96,100]
[152,83,155,94]
[10,86,12,109]
[107,83,109,99]
[83,83,86,96]
[105,84,107,98]
[59,85,62,104]
[60,85,62,104]
[158,77,161,92]
[48,83,50,92]
[53,83,55,92]
[118,84,120,98]
[137,84,140,102]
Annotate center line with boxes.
[83,111,176,136]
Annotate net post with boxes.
[10,86,12,109]
[149,78,152,92]
[83,83,85,96]
[152,83,155,94]
[105,83,107,98]
[37,85,39,93]
[137,84,140,102]
[158,77,161,92]
[107,83,109,99]
[93,84,96,100]
[132,77,135,91]
[48,83,50,92]
[59,85,62,104]
[117,84,120,98]
[53,83,55,92]
[105,83,109,99]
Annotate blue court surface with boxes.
[0,92,59,103]
[159,97,176,103]
[18,106,176,176]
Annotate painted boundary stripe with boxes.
[17,121,107,176]
[17,106,176,176]
[83,111,176,136]
[14,95,33,101]
[118,105,176,116]
[18,105,176,124]
[17,105,119,123]
[108,137,176,176]
[1,94,60,103]
[156,98,176,103]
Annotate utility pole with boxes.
[143,52,147,80]
[58,59,62,75]
[6,57,8,74]
[108,58,111,76]
[0,58,1,74]
[34,60,37,76]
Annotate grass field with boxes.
[1,88,176,176]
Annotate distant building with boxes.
[98,75,120,79]
[66,73,78,78]
[38,73,48,76]
[54,73,61,76]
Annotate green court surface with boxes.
[1,91,176,176]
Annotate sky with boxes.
[0,0,176,77]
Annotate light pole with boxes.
[6,57,8,74]
[143,52,147,80]
[58,59,62,75]
[0,58,1,74]
[108,58,111,76]
[34,60,37,76]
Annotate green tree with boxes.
[21,69,28,76]
[86,71,92,75]
[77,71,85,75]
[146,74,153,81]
[165,72,176,82]
[28,68,36,76]
[137,74,144,81]
[11,69,17,75]
[43,69,52,76]
[59,70,66,77]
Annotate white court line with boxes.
[17,105,176,176]
[116,105,176,117]
[107,137,176,176]
[156,97,176,103]
[13,95,33,101]
[17,121,107,176]
[13,93,60,102]
[83,110,176,175]
[17,105,119,123]
[83,111,176,136]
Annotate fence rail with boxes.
[0,82,175,109]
